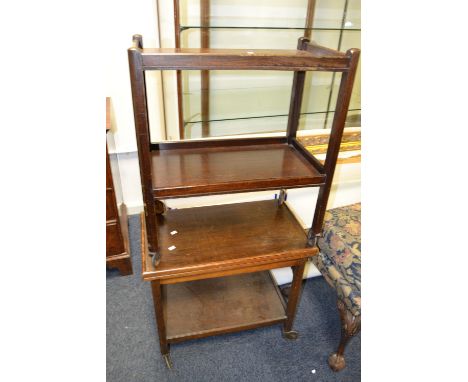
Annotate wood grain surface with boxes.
[151,143,325,197]
[163,271,286,342]
[142,200,317,282]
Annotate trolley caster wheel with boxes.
[155,200,167,215]
[163,353,173,369]
[282,330,299,340]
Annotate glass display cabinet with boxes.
[170,0,361,139]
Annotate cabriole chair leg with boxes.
[328,299,361,372]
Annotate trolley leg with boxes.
[283,260,306,340]
[151,280,172,367]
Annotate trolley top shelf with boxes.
[129,35,357,72]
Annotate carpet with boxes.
[107,215,361,381]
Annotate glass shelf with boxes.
[180,25,358,50]
[180,25,360,31]
[181,70,359,121]
[171,0,361,140]
[183,109,361,139]
[178,0,361,30]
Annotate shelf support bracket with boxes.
[307,229,321,248]
[277,189,288,206]
[150,251,161,267]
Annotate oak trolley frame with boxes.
[128,34,359,368]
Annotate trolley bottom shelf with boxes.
[163,271,287,343]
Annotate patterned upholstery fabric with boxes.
[312,203,361,317]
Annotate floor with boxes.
[107,215,361,381]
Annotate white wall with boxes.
[105,0,165,153]
[105,0,168,211]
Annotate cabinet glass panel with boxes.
[185,115,290,139]
[346,0,361,29]
[338,30,361,114]
[180,27,340,49]
[172,0,361,139]
[178,0,356,30]
[181,70,343,138]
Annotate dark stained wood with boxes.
[310,48,361,240]
[151,280,169,355]
[106,189,117,221]
[106,98,132,276]
[175,73,185,139]
[130,35,361,360]
[140,46,351,71]
[283,261,306,334]
[141,212,307,352]
[286,37,309,143]
[151,143,325,197]
[106,254,133,276]
[303,42,348,58]
[201,70,210,137]
[173,0,185,139]
[200,0,210,137]
[304,0,317,40]
[290,137,325,174]
[106,222,125,255]
[163,271,287,342]
[173,0,180,48]
[106,187,132,275]
[142,200,317,282]
[286,70,306,141]
[151,136,287,150]
[328,299,361,372]
[128,36,160,256]
[165,259,312,285]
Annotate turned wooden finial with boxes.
[132,34,143,50]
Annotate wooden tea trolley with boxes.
[128,34,360,368]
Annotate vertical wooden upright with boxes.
[309,48,361,243]
[283,260,307,338]
[173,0,185,139]
[200,0,210,137]
[304,0,317,39]
[286,37,309,144]
[128,35,160,259]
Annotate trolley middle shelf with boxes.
[142,199,318,283]
[150,138,326,198]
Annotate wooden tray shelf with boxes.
[163,271,287,343]
[150,138,325,198]
[142,200,318,283]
